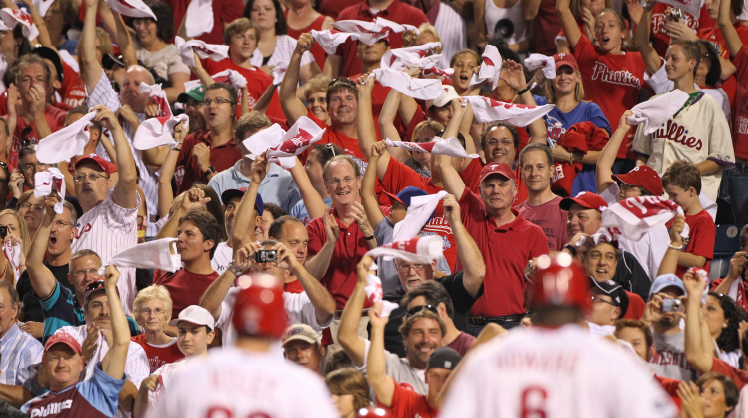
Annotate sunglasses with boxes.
[406,304,438,318]
[328,78,356,88]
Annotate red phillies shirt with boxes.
[201,58,285,122]
[131,334,185,373]
[572,35,646,159]
[380,379,437,418]
[649,3,714,58]
[306,109,369,173]
[176,129,242,193]
[730,46,748,160]
[666,209,715,277]
[162,0,244,45]
[458,188,548,317]
[57,61,87,110]
[712,356,748,390]
[7,104,67,169]
[154,268,219,318]
[335,0,429,77]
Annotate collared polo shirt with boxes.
[458,188,548,317]
[176,129,242,193]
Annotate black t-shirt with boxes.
[17,261,72,324]
[380,271,484,358]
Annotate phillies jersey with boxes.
[632,91,735,202]
[439,325,677,418]
[146,347,338,418]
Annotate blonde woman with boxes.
[0,208,30,282]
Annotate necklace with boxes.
[292,6,308,17]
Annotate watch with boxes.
[229,259,249,276]
[202,166,217,176]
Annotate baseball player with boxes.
[146,275,339,418]
[439,253,678,417]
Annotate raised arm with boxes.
[366,302,396,407]
[635,4,663,75]
[280,33,313,126]
[502,60,547,145]
[100,266,129,379]
[113,11,137,68]
[93,106,137,209]
[81,0,104,92]
[361,142,386,228]
[474,0,488,46]
[357,76,391,180]
[443,194,485,297]
[338,256,373,368]
[597,111,632,193]
[282,246,335,325]
[713,251,748,294]
[556,0,582,49]
[720,0,743,59]
[199,242,259,320]
[436,153,466,198]
[378,89,412,163]
[156,121,188,218]
[230,156,265,250]
[657,214,685,276]
[26,1,52,49]
[26,194,63,299]
[683,269,713,374]
[156,188,211,239]
[288,158,325,221]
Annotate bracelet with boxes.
[172,147,181,152]
[517,86,531,95]
[563,244,577,257]
[668,239,688,251]
[363,235,375,241]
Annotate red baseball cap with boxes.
[479,162,514,184]
[529,253,590,312]
[356,407,393,418]
[75,154,117,175]
[232,274,286,340]
[612,166,663,196]
[559,191,608,212]
[553,53,579,72]
[44,332,83,356]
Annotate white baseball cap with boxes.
[426,85,459,109]
[169,305,215,330]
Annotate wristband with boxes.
[563,244,577,257]
[517,85,531,95]
[363,235,375,241]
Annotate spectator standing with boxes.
[130,285,184,373]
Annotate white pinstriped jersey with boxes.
[434,3,467,70]
[440,325,678,418]
[55,324,150,418]
[72,189,140,314]
[146,347,338,418]
[86,72,161,238]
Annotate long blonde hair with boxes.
[0,209,30,255]
[545,69,586,104]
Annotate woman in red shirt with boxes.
[285,0,334,70]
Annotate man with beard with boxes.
[176,86,206,134]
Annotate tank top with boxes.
[285,12,328,69]
[484,0,528,46]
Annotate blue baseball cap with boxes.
[383,186,429,207]
[649,274,685,299]
[220,187,264,216]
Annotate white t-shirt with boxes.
[210,241,233,275]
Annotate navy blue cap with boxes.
[383,186,429,207]
[220,188,263,216]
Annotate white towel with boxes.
[365,235,444,264]
[740,0,748,20]
[139,83,172,118]
[183,79,202,93]
[469,45,502,90]
[272,61,288,86]
[106,0,157,19]
[243,124,286,159]
[380,42,442,71]
[601,196,690,242]
[0,8,38,40]
[524,53,556,80]
[370,68,443,100]
[365,273,399,318]
[107,238,182,272]
[34,0,55,17]
[36,111,97,164]
[184,0,213,38]
[422,66,454,77]
[385,137,478,159]
[174,36,228,67]
[58,50,79,73]
[658,0,700,20]
[466,96,555,126]
[2,240,20,284]
[393,191,448,242]
[133,114,189,150]
[211,69,247,89]
[265,117,325,169]
[626,90,690,135]
[33,168,66,214]
[331,18,410,46]
[310,30,361,54]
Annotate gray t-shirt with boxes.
[136,43,190,83]
[361,340,427,395]
[650,330,696,381]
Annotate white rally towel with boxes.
[36,111,97,164]
[184,0,213,38]
[601,196,690,242]
[626,90,690,135]
[658,0,700,20]
[265,117,325,169]
[470,45,502,90]
[211,69,247,89]
[365,272,399,318]
[139,83,172,118]
[422,66,454,78]
[466,96,555,127]
[272,61,288,86]
[380,42,442,71]
[34,0,55,18]
[133,114,189,150]
[524,53,556,80]
[365,235,444,264]
[393,191,448,241]
[174,36,228,67]
[0,8,38,40]
[371,68,443,100]
[332,17,409,46]
[2,240,20,284]
[106,238,182,272]
[740,0,748,20]
[106,0,157,19]
[385,137,478,159]
[33,168,66,214]
[243,124,286,159]
[183,79,202,93]
[310,30,361,54]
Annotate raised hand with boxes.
[93,105,122,132]
[28,84,46,117]
[173,120,189,144]
[351,201,374,237]
[144,100,160,119]
[500,59,528,92]
[250,154,269,184]
[82,322,99,359]
[181,187,211,212]
[619,110,633,130]
[443,194,461,225]
[193,143,211,173]
[368,302,390,329]
[370,141,387,160]
[356,255,373,284]
[115,104,139,128]
[104,265,120,290]
[323,206,340,244]
[296,32,314,54]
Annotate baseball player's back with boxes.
[440,324,677,418]
[147,346,338,418]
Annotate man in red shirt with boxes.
[327,0,429,78]
[437,156,549,335]
[349,39,392,139]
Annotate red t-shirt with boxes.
[7,105,67,170]
[667,209,715,278]
[533,0,562,55]
[649,4,713,58]
[131,334,185,373]
[306,109,368,171]
[335,1,429,77]
[57,61,87,110]
[319,0,362,20]
[201,58,285,122]
[286,13,329,70]
[712,356,748,390]
[284,279,305,294]
[176,129,242,193]
[154,268,219,318]
[458,188,549,317]
[446,331,475,357]
[655,374,682,410]
[381,379,438,418]
[730,46,748,161]
[515,195,569,251]
[162,0,244,46]
[623,290,646,320]
[572,35,646,160]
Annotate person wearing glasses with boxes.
[584,276,629,337]
[16,191,45,241]
[15,146,51,196]
[130,286,184,374]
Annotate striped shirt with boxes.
[432,2,467,70]
[0,323,43,386]
[72,189,141,314]
[86,72,161,239]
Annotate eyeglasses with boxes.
[74,173,109,182]
[19,202,44,211]
[406,304,438,318]
[617,182,643,192]
[590,295,617,307]
[325,176,356,186]
[53,220,71,228]
[397,263,426,272]
[141,307,165,316]
[75,268,102,278]
[486,138,514,147]
[202,97,236,106]
[23,162,48,172]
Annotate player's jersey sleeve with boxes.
[439,349,482,418]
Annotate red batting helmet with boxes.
[356,407,393,418]
[528,253,590,311]
[231,273,285,340]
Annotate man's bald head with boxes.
[119,65,155,112]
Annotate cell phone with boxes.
[0,225,7,240]
[18,180,23,191]
[668,8,684,21]
[254,250,277,263]
[662,298,682,313]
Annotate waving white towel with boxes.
[2,240,20,284]
[265,117,325,169]
[601,196,690,242]
[139,83,172,118]
[34,0,55,17]
[211,69,247,89]
[107,238,181,272]
[105,0,157,19]
[393,191,448,242]
[184,0,214,38]
[380,42,442,71]
[524,53,556,80]
[0,8,38,40]
[365,235,444,264]
[466,96,555,127]
[311,30,361,54]
[470,45,502,90]
[34,168,66,214]
[365,273,399,318]
[175,36,228,67]
[243,124,286,159]
[385,137,478,159]
[626,90,690,135]
[36,111,97,164]
[332,17,411,46]
[272,61,288,86]
[371,68,443,100]
[133,114,189,151]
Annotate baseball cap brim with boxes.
[589,279,629,319]
[31,46,64,82]
[44,333,83,356]
[383,190,406,206]
[177,88,205,104]
[168,317,213,328]
[75,155,116,175]
[102,53,124,71]
[282,333,317,346]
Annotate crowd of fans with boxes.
[0,0,744,415]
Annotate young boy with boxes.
[661,160,715,278]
